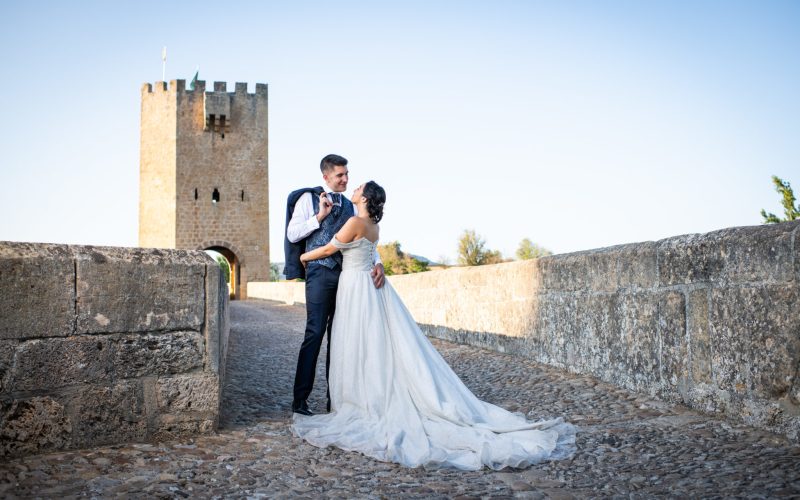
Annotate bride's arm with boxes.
[300,242,336,264]
[300,217,359,264]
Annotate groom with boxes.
[285,154,385,416]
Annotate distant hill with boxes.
[409,254,441,266]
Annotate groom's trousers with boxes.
[293,264,340,405]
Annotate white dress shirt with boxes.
[287,191,382,265]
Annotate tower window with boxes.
[212,188,220,203]
[194,188,198,200]
[241,190,245,201]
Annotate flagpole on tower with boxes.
[161,46,167,81]
[189,66,199,91]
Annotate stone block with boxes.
[157,374,220,413]
[538,251,611,292]
[75,246,206,334]
[503,260,542,300]
[710,285,800,399]
[538,243,657,293]
[0,396,72,458]
[688,288,712,384]
[113,331,204,379]
[582,250,621,292]
[657,233,725,286]
[538,255,578,292]
[534,294,578,367]
[708,290,750,395]
[658,222,797,286]
[739,397,792,435]
[0,340,16,393]
[572,293,619,375]
[613,292,661,391]
[204,262,221,374]
[616,242,658,289]
[724,222,797,283]
[218,272,230,379]
[66,380,147,448]
[685,384,729,416]
[0,242,74,340]
[9,336,114,392]
[658,291,688,389]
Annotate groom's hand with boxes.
[371,263,385,289]
[316,193,333,222]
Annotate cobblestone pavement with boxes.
[2,299,799,498]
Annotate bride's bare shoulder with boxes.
[336,216,367,243]
[343,216,367,230]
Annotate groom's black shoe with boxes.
[292,400,313,416]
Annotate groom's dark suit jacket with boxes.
[284,186,325,280]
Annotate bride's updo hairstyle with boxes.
[363,181,386,224]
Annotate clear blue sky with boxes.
[1,1,798,262]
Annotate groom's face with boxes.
[323,166,349,193]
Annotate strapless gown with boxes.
[291,237,576,470]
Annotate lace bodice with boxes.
[332,236,378,272]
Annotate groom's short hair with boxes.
[320,154,348,173]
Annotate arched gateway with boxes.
[201,241,244,299]
[138,79,270,299]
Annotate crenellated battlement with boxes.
[141,79,268,97]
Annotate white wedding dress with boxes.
[291,237,576,470]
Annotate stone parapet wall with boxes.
[248,281,305,305]
[253,222,800,440]
[0,242,229,458]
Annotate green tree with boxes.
[457,229,505,266]
[458,229,485,266]
[516,238,552,260]
[761,175,799,223]
[482,249,505,265]
[377,241,429,275]
[269,263,281,281]
[406,257,430,273]
[216,255,231,283]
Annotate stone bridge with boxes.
[1,299,799,498]
[1,221,799,497]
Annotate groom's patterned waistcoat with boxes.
[306,193,354,270]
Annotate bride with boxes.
[292,181,576,470]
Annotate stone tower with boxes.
[139,79,269,299]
